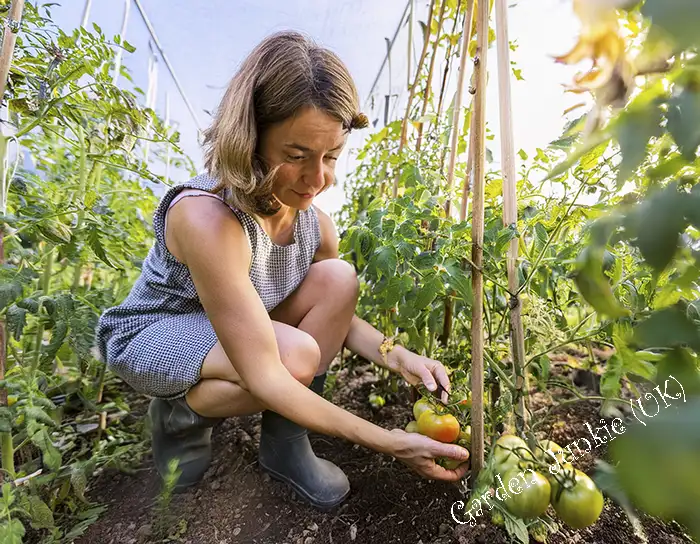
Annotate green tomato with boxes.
[491,510,505,527]
[413,397,433,421]
[535,439,568,466]
[501,468,551,520]
[457,426,472,449]
[405,420,419,433]
[550,469,604,529]
[493,434,530,472]
[438,457,465,470]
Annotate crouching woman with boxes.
[95,30,469,510]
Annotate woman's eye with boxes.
[325,156,338,162]
[288,155,305,161]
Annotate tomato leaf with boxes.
[615,104,663,187]
[667,87,700,160]
[414,275,442,310]
[503,514,529,544]
[533,222,548,255]
[0,281,23,312]
[0,518,26,544]
[28,495,54,530]
[601,353,623,398]
[632,182,688,272]
[30,428,62,472]
[610,397,700,542]
[494,224,519,256]
[635,305,700,352]
[575,247,630,318]
[545,132,611,181]
[368,246,398,281]
[445,264,472,304]
[0,407,13,433]
[641,0,700,50]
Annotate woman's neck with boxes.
[255,205,299,244]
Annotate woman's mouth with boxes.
[295,191,314,199]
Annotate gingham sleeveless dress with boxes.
[95,173,322,399]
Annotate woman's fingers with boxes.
[428,440,470,463]
[416,364,437,392]
[432,363,451,401]
[430,462,471,481]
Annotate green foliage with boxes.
[641,0,700,50]
[0,3,195,541]
[609,398,700,542]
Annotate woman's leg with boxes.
[186,258,358,417]
[153,258,358,502]
[258,259,359,509]
[185,321,321,418]
[268,258,359,374]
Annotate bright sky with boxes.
[51,0,585,216]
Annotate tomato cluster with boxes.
[492,435,604,530]
[405,397,471,469]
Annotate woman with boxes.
[96,30,469,510]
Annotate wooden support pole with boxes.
[469,0,489,478]
[394,0,438,198]
[0,0,26,484]
[495,0,528,431]
[444,0,475,217]
[460,114,477,221]
[407,0,414,89]
[438,0,475,348]
[415,0,448,153]
[0,0,24,102]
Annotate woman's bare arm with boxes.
[166,197,469,479]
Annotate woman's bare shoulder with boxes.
[166,196,251,269]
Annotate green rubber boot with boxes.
[258,372,350,510]
[148,397,219,492]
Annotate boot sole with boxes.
[259,460,350,511]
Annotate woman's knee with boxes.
[309,259,359,303]
[279,328,321,386]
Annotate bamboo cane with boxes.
[407,0,414,89]
[393,0,438,198]
[415,0,448,153]
[469,0,489,478]
[444,0,475,218]
[0,0,26,484]
[460,113,477,221]
[495,0,528,431]
[438,0,475,347]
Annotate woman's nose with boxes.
[305,160,326,191]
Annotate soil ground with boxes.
[68,355,695,544]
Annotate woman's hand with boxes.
[390,346,451,403]
[388,428,470,481]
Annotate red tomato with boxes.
[417,411,461,443]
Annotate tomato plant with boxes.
[0,4,193,540]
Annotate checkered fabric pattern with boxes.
[95,173,321,399]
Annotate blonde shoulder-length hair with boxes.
[203,30,369,217]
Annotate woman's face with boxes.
[258,106,347,212]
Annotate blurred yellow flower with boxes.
[556,0,637,110]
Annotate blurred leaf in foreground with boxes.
[610,397,700,541]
